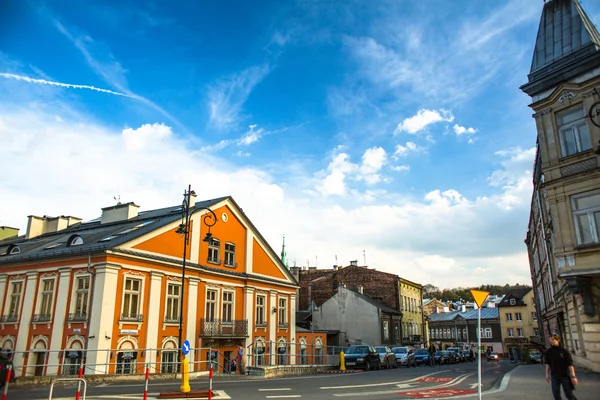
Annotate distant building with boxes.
[428,309,502,353]
[312,286,402,347]
[498,288,541,359]
[522,0,600,372]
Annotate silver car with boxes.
[375,346,398,369]
[392,346,416,367]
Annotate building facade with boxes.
[522,0,600,372]
[497,288,541,359]
[398,278,423,346]
[312,287,402,347]
[0,194,305,377]
[428,309,502,354]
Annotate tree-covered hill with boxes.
[423,283,531,302]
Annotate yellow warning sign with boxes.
[470,289,490,308]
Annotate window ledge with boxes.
[558,149,595,163]
[207,259,221,266]
[574,242,600,251]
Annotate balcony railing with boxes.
[164,316,181,323]
[199,319,248,337]
[32,314,52,322]
[120,313,143,322]
[278,322,289,328]
[0,314,18,323]
[67,313,88,322]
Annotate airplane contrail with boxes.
[0,72,137,98]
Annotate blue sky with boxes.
[2,0,600,288]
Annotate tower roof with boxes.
[521,0,600,96]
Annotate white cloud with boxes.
[390,165,410,172]
[393,141,420,159]
[395,109,454,134]
[238,125,263,145]
[453,124,477,136]
[207,64,271,130]
[0,102,535,289]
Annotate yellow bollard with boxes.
[180,357,191,393]
[340,351,346,371]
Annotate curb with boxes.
[317,370,362,374]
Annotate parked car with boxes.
[375,346,398,369]
[392,346,416,367]
[487,352,499,362]
[413,348,431,366]
[528,351,542,364]
[433,350,445,365]
[447,348,463,362]
[461,350,472,362]
[343,345,380,370]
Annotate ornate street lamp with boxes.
[176,184,217,393]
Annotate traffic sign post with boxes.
[470,289,489,400]
[180,339,191,393]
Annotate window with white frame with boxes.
[557,106,591,157]
[278,297,287,326]
[73,276,90,319]
[510,298,516,305]
[205,289,217,321]
[222,291,233,323]
[484,327,492,338]
[208,239,220,264]
[38,278,55,320]
[508,328,514,337]
[571,191,600,245]
[224,243,236,267]
[383,320,389,340]
[7,281,23,319]
[515,312,522,321]
[532,312,538,321]
[517,328,523,337]
[506,313,512,321]
[122,278,142,320]
[255,295,265,326]
[165,283,180,322]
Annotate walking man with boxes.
[545,334,578,400]
[428,343,436,367]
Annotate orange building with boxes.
[0,194,305,376]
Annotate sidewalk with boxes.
[484,364,600,399]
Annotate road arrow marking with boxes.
[396,383,415,389]
[470,383,481,389]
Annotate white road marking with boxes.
[320,369,451,389]
[265,396,301,399]
[259,388,292,391]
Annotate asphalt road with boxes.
[10,360,516,399]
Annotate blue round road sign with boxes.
[182,339,191,355]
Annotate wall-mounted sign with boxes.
[121,329,139,335]
[73,328,81,334]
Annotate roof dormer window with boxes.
[8,245,20,255]
[510,298,516,305]
[68,235,84,246]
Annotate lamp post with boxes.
[175,184,218,393]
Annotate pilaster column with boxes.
[289,293,297,365]
[86,264,121,375]
[269,291,277,365]
[47,268,71,375]
[0,274,7,315]
[243,287,255,359]
[245,233,254,273]
[146,271,164,372]
[186,277,199,372]
[14,272,38,375]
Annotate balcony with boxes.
[32,314,52,322]
[120,313,143,322]
[278,322,289,329]
[67,313,88,322]
[0,314,18,323]
[199,319,248,338]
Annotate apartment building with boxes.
[522,0,600,372]
[398,278,423,346]
[497,288,541,359]
[0,194,301,376]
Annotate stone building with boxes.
[522,0,600,372]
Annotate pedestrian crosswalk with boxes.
[258,387,302,398]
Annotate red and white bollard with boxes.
[75,358,84,400]
[1,365,12,400]
[208,363,213,400]
[143,364,150,400]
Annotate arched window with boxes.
[8,245,20,255]
[67,235,84,246]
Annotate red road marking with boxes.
[398,388,477,398]
[416,377,453,383]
